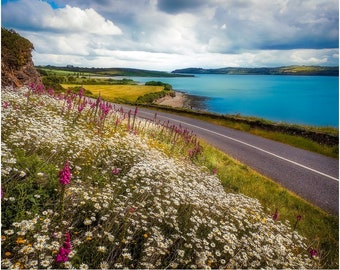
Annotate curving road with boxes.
[120,104,339,216]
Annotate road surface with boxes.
[119,105,339,216]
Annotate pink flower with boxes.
[55,231,72,263]
[3,101,9,109]
[112,168,120,175]
[211,168,217,175]
[309,248,318,258]
[59,161,71,185]
[78,87,84,98]
[272,208,279,222]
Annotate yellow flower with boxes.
[5,251,12,257]
[143,233,148,238]
[2,235,6,241]
[16,237,26,244]
[86,237,92,241]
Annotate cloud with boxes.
[2,0,338,69]
[1,0,122,35]
[42,5,122,35]
[157,0,207,14]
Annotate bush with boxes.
[145,81,172,91]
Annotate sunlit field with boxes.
[62,84,163,103]
[1,85,324,269]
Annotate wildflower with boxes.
[100,261,109,270]
[97,246,107,253]
[79,263,89,270]
[59,161,71,185]
[4,230,14,235]
[5,251,12,257]
[3,101,9,109]
[309,248,319,258]
[16,237,26,244]
[55,232,71,263]
[41,259,50,267]
[122,252,132,260]
[1,258,12,268]
[272,208,279,222]
[112,168,120,175]
[84,218,92,225]
[212,167,217,174]
[294,214,302,230]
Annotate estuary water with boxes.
[128,74,339,127]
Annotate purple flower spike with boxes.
[59,161,71,186]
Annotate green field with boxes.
[62,84,164,103]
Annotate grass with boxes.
[140,105,339,159]
[62,84,164,103]
[194,142,338,268]
[2,85,336,269]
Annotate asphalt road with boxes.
[119,104,339,216]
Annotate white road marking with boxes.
[140,110,339,182]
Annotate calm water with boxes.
[128,74,339,127]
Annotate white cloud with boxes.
[3,0,338,69]
[2,0,122,35]
[42,5,122,35]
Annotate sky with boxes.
[1,0,339,71]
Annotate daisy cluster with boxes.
[1,86,316,269]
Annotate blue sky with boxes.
[1,0,339,70]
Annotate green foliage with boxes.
[1,28,34,68]
[136,90,174,104]
[42,75,65,91]
[145,81,173,90]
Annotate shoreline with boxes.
[154,91,190,108]
[154,91,209,110]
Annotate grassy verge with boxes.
[193,141,338,268]
[139,104,339,159]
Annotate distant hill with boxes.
[172,66,339,76]
[37,65,194,77]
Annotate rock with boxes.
[1,28,42,87]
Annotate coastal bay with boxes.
[130,74,339,127]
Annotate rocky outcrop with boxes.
[1,28,42,87]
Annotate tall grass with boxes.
[1,85,333,269]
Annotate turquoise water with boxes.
[128,74,339,127]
